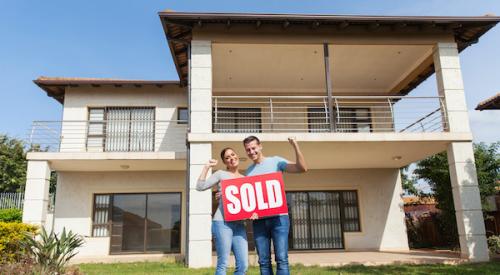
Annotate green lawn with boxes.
[78,261,500,275]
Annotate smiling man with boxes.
[243,135,307,275]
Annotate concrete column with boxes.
[187,40,213,268]
[434,42,488,261]
[22,161,51,226]
[447,142,488,261]
[433,42,470,133]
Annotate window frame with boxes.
[177,107,188,124]
[86,106,156,152]
[285,190,361,251]
[91,192,183,254]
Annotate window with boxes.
[335,108,372,133]
[307,107,330,133]
[286,190,360,250]
[87,107,155,152]
[213,108,262,133]
[177,107,188,124]
[92,193,182,253]
[92,194,111,237]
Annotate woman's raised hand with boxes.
[206,159,218,168]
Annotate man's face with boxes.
[244,140,262,162]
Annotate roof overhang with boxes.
[159,12,500,92]
[476,93,500,110]
[34,77,181,103]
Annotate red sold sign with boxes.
[221,172,288,222]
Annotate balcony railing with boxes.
[213,96,448,133]
[28,120,187,153]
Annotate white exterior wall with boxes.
[59,85,187,152]
[22,161,51,226]
[53,171,186,258]
[285,169,409,251]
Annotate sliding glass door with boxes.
[108,193,181,254]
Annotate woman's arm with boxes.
[196,159,220,191]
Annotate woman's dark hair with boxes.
[220,147,235,161]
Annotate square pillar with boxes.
[433,42,470,133]
[186,40,213,268]
[448,142,489,261]
[22,161,51,226]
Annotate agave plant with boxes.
[23,227,84,274]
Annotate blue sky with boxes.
[0,0,499,143]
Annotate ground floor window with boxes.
[219,190,361,251]
[286,190,361,250]
[92,193,181,254]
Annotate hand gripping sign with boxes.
[221,172,288,221]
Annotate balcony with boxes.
[26,120,187,171]
[212,95,448,133]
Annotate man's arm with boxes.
[284,137,308,173]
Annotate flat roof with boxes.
[476,93,500,110]
[159,12,500,93]
[34,77,180,103]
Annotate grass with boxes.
[78,261,500,275]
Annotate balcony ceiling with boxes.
[212,43,433,95]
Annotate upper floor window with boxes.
[307,107,372,133]
[177,107,188,124]
[87,107,155,152]
[213,108,262,133]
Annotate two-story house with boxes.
[22,12,499,267]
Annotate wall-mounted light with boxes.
[392,156,402,161]
[120,165,130,169]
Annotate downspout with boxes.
[323,43,335,132]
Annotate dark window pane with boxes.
[178,108,188,124]
[341,191,361,232]
[146,194,181,252]
[111,194,146,253]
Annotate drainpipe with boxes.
[323,43,335,132]
[185,42,192,266]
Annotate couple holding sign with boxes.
[196,136,308,275]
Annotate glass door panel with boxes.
[146,194,181,252]
[111,194,146,253]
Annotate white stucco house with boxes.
[22,11,499,267]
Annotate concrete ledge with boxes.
[27,151,187,161]
[217,249,465,267]
[188,132,473,143]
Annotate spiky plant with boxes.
[23,227,84,274]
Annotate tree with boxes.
[413,142,499,246]
[0,135,27,192]
[400,165,420,196]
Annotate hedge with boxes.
[0,208,22,222]
[0,222,38,263]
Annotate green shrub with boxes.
[0,222,37,263]
[488,235,500,254]
[0,208,22,222]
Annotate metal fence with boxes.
[213,95,448,133]
[0,192,24,209]
[0,192,55,211]
[27,120,188,153]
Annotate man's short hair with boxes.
[243,135,260,145]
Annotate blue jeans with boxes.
[252,215,290,275]
[212,220,248,275]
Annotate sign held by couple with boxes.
[221,172,288,221]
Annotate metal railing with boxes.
[212,96,448,133]
[28,120,188,153]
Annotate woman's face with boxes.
[222,149,239,169]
